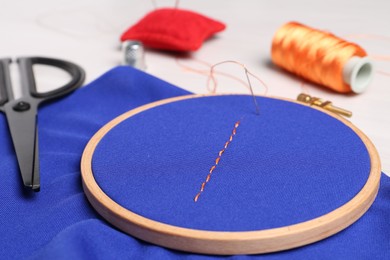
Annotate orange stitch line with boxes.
[215,157,221,165]
[201,182,206,191]
[194,120,241,202]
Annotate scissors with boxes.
[0,57,85,191]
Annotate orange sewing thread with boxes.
[194,120,241,202]
[185,61,265,202]
[271,22,373,93]
[175,57,252,91]
[207,60,270,115]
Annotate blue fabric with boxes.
[92,95,370,231]
[0,66,388,259]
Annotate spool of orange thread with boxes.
[271,22,374,93]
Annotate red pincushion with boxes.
[120,8,226,52]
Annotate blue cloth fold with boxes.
[0,66,389,259]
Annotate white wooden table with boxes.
[1,0,389,174]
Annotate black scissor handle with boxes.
[0,58,12,106]
[17,57,85,101]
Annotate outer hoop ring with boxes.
[81,94,381,255]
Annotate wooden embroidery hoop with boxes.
[81,94,381,255]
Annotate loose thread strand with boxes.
[151,0,180,9]
[175,56,315,94]
[208,60,268,115]
[175,57,251,90]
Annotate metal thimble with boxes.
[121,40,146,70]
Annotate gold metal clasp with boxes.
[297,93,352,118]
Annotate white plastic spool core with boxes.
[342,56,374,94]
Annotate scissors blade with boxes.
[32,125,40,191]
[4,103,40,191]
